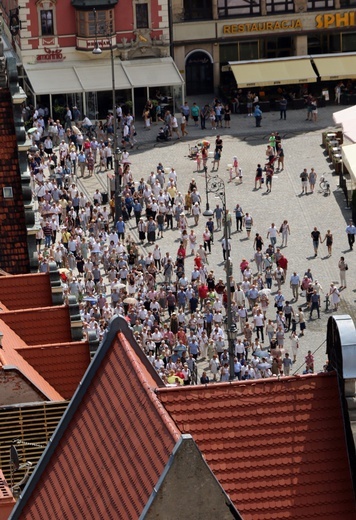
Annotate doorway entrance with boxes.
[186,51,213,96]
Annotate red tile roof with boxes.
[13,328,180,520]
[157,373,356,520]
[16,342,90,400]
[0,469,16,520]
[0,273,52,310]
[1,306,72,345]
[0,320,63,402]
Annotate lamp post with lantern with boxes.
[92,8,121,223]
[206,174,237,380]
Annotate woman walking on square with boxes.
[322,229,333,256]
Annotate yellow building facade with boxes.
[171,0,356,95]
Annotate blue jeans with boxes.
[44,235,51,247]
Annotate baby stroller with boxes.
[156,125,171,142]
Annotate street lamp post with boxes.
[206,175,236,380]
[92,8,121,223]
[203,166,213,217]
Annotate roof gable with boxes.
[11,317,180,520]
[0,320,63,403]
[143,434,242,520]
[157,373,356,520]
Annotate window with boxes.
[77,9,114,38]
[266,0,294,13]
[218,0,260,18]
[308,32,356,53]
[220,41,259,62]
[220,44,238,63]
[184,0,213,20]
[307,0,334,10]
[239,41,259,60]
[308,34,341,54]
[342,32,356,51]
[340,0,356,6]
[40,10,53,36]
[263,37,292,58]
[136,3,149,29]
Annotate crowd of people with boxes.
[28,98,348,386]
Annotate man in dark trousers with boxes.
[309,290,320,319]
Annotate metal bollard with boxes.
[324,294,329,312]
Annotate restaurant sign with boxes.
[36,48,65,62]
[223,19,302,34]
[315,11,356,28]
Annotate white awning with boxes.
[75,63,131,91]
[333,105,356,125]
[24,56,183,95]
[24,60,131,95]
[342,143,356,189]
[229,57,317,88]
[312,53,356,81]
[25,64,83,95]
[122,57,184,88]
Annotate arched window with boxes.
[36,0,57,37]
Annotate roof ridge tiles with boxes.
[157,372,335,397]
[16,341,86,350]
[118,331,181,443]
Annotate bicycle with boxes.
[319,175,331,195]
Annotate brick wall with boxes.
[0,88,30,274]
[0,369,45,406]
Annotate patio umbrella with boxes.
[342,119,356,143]
[58,268,71,275]
[124,297,138,305]
[113,283,126,290]
[259,288,271,296]
[333,104,356,125]
[71,125,81,135]
[257,361,272,370]
[83,296,98,304]
[167,375,184,385]
[253,350,270,358]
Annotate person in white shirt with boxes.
[234,339,245,359]
[82,115,93,130]
[192,202,201,226]
[267,223,279,248]
[116,105,123,121]
[253,309,265,343]
[171,116,180,139]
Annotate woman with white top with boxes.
[280,220,291,247]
